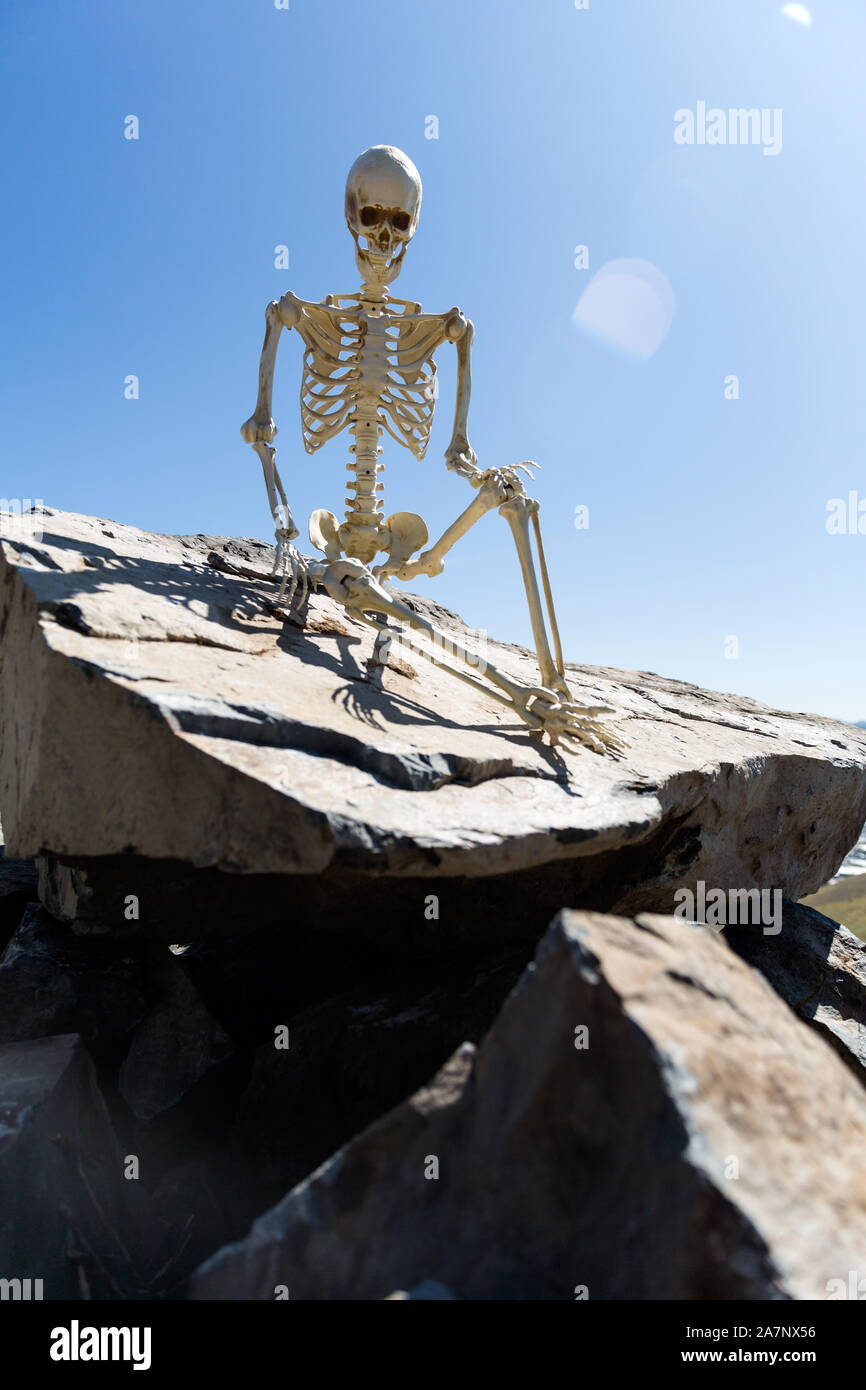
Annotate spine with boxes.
[345,404,384,528]
[340,299,389,563]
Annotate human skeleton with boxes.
[241,145,620,753]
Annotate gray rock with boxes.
[190,910,866,1300]
[2,510,865,944]
[221,943,529,1226]
[725,898,866,1075]
[0,903,147,1050]
[385,1281,455,1300]
[0,1034,128,1299]
[0,846,38,950]
[118,961,235,1122]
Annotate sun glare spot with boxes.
[573,259,675,361]
[781,4,812,27]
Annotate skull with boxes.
[345,145,422,286]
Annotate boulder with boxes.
[190,909,866,1300]
[118,959,236,1123]
[1,509,864,945]
[385,1281,456,1300]
[0,1034,128,1299]
[220,942,529,1225]
[0,903,147,1052]
[726,898,866,1075]
[0,844,38,950]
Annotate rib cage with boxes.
[296,294,447,459]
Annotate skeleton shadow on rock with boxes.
[327,673,579,784]
[15,531,286,646]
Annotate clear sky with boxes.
[1,0,863,721]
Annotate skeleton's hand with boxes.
[241,415,278,445]
[445,434,477,479]
[273,531,309,609]
[472,465,534,505]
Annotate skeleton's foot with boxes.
[514,687,625,754]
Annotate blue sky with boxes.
[1,0,863,720]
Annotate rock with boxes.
[2,509,865,945]
[177,927,395,1042]
[190,909,866,1300]
[118,960,236,1122]
[0,903,147,1052]
[220,943,529,1225]
[385,1281,455,1300]
[0,844,38,950]
[0,1034,128,1299]
[725,898,866,1075]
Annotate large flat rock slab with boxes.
[1,508,864,939]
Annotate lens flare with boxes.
[780,4,812,27]
[572,259,675,361]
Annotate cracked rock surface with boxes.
[1,508,864,943]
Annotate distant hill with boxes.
[804,873,866,940]
[857,721,866,730]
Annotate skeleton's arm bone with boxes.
[444,310,477,478]
[239,297,306,603]
[253,440,295,537]
[240,296,303,442]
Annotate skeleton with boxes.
[240,145,621,752]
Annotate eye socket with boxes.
[360,206,382,227]
[391,210,411,232]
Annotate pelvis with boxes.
[308,508,428,574]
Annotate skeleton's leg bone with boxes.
[318,559,621,749]
[382,475,505,581]
[321,561,529,703]
[498,494,569,698]
[350,606,533,719]
[363,618,394,688]
[532,509,565,680]
[344,582,620,752]
[317,560,621,750]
